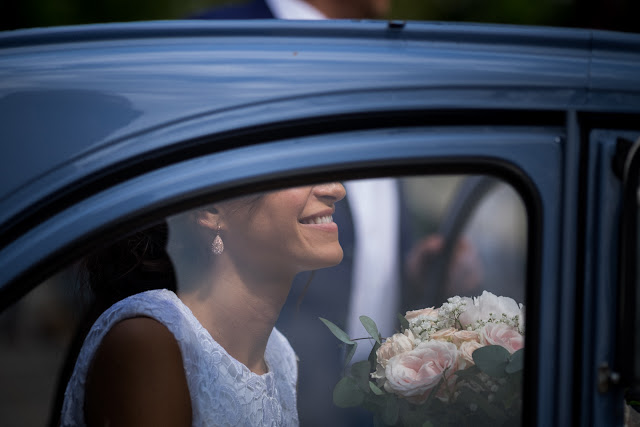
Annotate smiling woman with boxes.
[58,183,346,426]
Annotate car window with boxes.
[0,174,528,427]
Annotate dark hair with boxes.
[83,222,176,310]
[50,222,176,427]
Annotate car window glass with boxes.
[0,174,527,427]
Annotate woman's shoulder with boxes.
[100,289,195,330]
[96,316,179,354]
[84,317,192,426]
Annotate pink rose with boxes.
[458,340,483,366]
[376,330,415,369]
[430,327,457,342]
[405,307,438,321]
[383,340,459,403]
[479,323,524,353]
[452,330,480,347]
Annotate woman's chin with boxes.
[304,247,344,271]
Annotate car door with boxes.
[0,115,561,426]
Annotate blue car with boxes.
[0,20,639,426]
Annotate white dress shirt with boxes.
[345,179,401,361]
[266,0,326,19]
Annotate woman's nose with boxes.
[313,182,346,203]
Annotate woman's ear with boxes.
[195,207,221,231]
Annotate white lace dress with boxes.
[60,289,299,426]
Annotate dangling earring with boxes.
[212,225,224,255]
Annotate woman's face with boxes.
[219,183,346,277]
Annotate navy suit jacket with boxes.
[191,0,274,19]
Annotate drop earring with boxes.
[212,225,224,255]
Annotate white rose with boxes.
[383,340,459,404]
[458,291,523,329]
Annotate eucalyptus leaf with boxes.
[351,360,372,390]
[344,342,358,368]
[368,341,380,369]
[473,345,510,378]
[454,365,481,380]
[360,315,382,344]
[369,381,384,395]
[382,394,399,425]
[320,317,355,344]
[397,312,410,331]
[333,377,365,407]
[506,348,524,374]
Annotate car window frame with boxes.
[0,122,566,426]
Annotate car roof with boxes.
[0,19,639,235]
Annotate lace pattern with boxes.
[61,289,299,426]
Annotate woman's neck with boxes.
[177,260,294,375]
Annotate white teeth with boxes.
[302,215,333,224]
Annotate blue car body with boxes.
[0,20,639,426]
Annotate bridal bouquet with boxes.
[320,291,525,427]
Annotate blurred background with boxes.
[1,0,638,33]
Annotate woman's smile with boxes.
[299,209,339,232]
[299,214,333,225]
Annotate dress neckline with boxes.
[164,289,275,379]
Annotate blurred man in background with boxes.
[192,0,390,20]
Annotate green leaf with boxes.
[473,345,510,378]
[360,315,382,344]
[351,360,372,390]
[454,365,481,379]
[397,312,410,331]
[320,317,355,345]
[373,416,386,427]
[382,394,399,425]
[368,341,380,369]
[333,377,365,407]
[369,381,384,395]
[344,342,357,368]
[506,348,524,374]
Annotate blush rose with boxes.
[452,330,480,346]
[405,307,438,321]
[383,340,459,404]
[376,330,415,369]
[479,323,524,353]
[458,340,483,366]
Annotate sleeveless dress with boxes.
[60,289,299,426]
